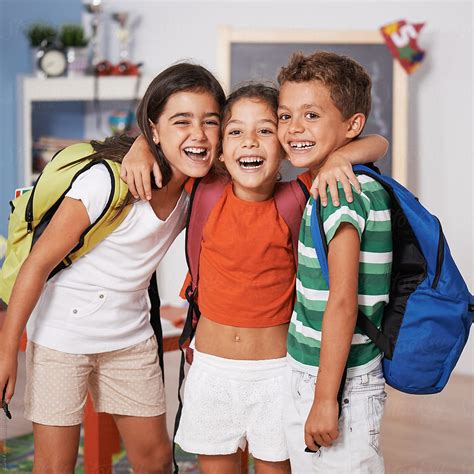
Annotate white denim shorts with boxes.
[283,362,387,474]
[175,349,288,462]
[25,335,166,426]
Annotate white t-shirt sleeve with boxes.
[65,163,112,224]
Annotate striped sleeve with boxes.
[321,183,370,244]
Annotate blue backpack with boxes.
[310,164,473,395]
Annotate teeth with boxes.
[238,157,264,168]
[184,147,207,154]
[290,141,315,149]
[239,157,263,163]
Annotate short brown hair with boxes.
[277,51,372,120]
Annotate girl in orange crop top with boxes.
[177,87,308,472]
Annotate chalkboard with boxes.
[218,29,408,182]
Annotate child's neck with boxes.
[309,156,329,179]
[149,173,187,221]
[231,181,275,202]
[163,172,188,195]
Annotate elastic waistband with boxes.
[192,349,287,381]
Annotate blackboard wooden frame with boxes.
[217,27,408,184]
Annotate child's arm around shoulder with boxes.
[312,134,388,206]
[304,187,367,451]
[120,135,162,201]
[0,197,91,404]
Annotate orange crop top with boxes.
[195,183,296,328]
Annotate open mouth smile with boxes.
[184,146,210,161]
[289,141,315,152]
[238,156,265,169]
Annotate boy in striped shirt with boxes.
[277,52,392,473]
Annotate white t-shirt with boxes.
[27,164,189,354]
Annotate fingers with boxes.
[339,174,354,204]
[304,431,320,453]
[314,432,328,448]
[121,164,139,199]
[140,169,152,201]
[318,431,336,447]
[119,166,127,183]
[347,168,362,195]
[132,169,148,201]
[327,178,340,207]
[126,169,139,199]
[318,178,329,207]
[307,428,339,449]
[4,377,16,404]
[310,176,320,200]
[152,162,163,189]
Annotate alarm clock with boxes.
[38,47,67,77]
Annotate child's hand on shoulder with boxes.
[120,135,162,201]
[311,151,362,206]
[305,398,340,451]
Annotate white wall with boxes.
[87,0,473,373]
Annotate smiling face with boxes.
[221,97,283,201]
[150,90,221,181]
[277,80,364,176]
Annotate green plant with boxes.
[59,24,89,48]
[25,23,57,47]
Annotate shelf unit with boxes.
[18,75,151,185]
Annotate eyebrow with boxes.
[225,118,277,126]
[278,104,324,111]
[169,112,220,121]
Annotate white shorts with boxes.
[283,362,387,473]
[175,349,288,462]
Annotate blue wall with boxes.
[0,0,83,237]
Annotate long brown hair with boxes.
[81,62,226,210]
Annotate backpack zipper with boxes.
[431,220,445,289]
[24,147,65,233]
[25,186,37,233]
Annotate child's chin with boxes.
[289,156,312,169]
[183,163,213,178]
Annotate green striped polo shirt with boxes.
[287,175,392,377]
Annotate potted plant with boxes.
[25,23,58,75]
[25,23,57,47]
[59,24,90,76]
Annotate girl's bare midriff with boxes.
[195,315,289,360]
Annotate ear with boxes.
[345,113,366,139]
[149,119,159,144]
[218,154,224,162]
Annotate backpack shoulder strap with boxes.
[185,175,228,292]
[274,179,310,264]
[310,164,393,355]
[310,197,330,284]
[173,175,228,474]
[310,164,381,285]
[68,159,131,261]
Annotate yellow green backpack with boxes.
[0,143,131,304]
